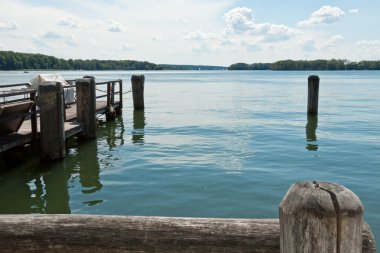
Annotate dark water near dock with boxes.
[1,70,379,246]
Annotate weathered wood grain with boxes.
[39,82,65,159]
[279,181,366,253]
[131,74,145,110]
[76,78,97,139]
[116,79,123,114]
[0,215,375,253]
[307,75,319,114]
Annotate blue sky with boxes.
[0,0,379,65]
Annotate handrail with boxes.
[95,80,121,85]
[0,111,35,123]
[0,83,30,88]
[0,89,37,98]
[63,85,76,89]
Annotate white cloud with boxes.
[0,21,18,31]
[298,6,345,26]
[32,35,52,48]
[174,17,189,23]
[107,19,124,32]
[300,38,317,51]
[151,35,163,41]
[41,31,64,39]
[240,41,262,52]
[224,7,297,42]
[349,9,359,14]
[224,7,255,34]
[0,43,6,50]
[57,16,80,28]
[66,34,79,47]
[121,43,134,51]
[321,34,344,49]
[354,40,380,59]
[183,31,218,41]
[356,40,380,47]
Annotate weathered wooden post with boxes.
[280,181,364,253]
[30,90,37,140]
[115,79,123,115]
[131,74,145,110]
[39,82,65,160]
[106,82,116,121]
[76,77,97,139]
[307,75,319,114]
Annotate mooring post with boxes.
[279,181,364,253]
[131,74,145,110]
[106,82,116,121]
[39,82,65,160]
[307,75,319,114]
[115,79,123,115]
[30,90,37,140]
[76,77,97,139]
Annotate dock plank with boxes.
[0,132,33,152]
[1,101,120,153]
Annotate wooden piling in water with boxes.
[307,75,319,114]
[76,78,97,139]
[116,79,123,115]
[39,82,65,160]
[106,82,116,121]
[131,74,145,110]
[30,91,37,140]
[279,181,366,253]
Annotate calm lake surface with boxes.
[1,70,379,246]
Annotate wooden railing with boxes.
[0,83,37,138]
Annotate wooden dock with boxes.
[0,77,123,157]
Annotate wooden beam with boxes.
[0,215,375,253]
[39,82,65,160]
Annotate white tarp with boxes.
[28,74,75,104]
[28,74,70,89]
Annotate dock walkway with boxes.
[0,78,123,155]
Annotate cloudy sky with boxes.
[0,0,379,65]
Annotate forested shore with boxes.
[1,51,380,71]
[0,51,224,71]
[229,59,380,71]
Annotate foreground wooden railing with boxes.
[0,214,375,252]
[0,182,376,253]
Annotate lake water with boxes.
[1,70,379,246]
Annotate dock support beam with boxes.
[76,78,97,139]
[115,79,123,115]
[131,74,145,110]
[307,75,319,114]
[280,181,365,253]
[106,82,116,121]
[39,82,65,160]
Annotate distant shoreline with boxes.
[1,50,380,71]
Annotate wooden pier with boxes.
[0,77,123,158]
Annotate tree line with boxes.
[0,51,162,70]
[1,51,379,71]
[0,51,225,71]
[228,59,380,71]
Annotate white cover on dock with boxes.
[29,74,70,88]
[28,74,75,104]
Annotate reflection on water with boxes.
[105,117,125,148]
[0,158,72,214]
[43,163,71,213]
[306,114,318,151]
[77,141,102,194]
[0,115,125,213]
[132,110,146,144]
